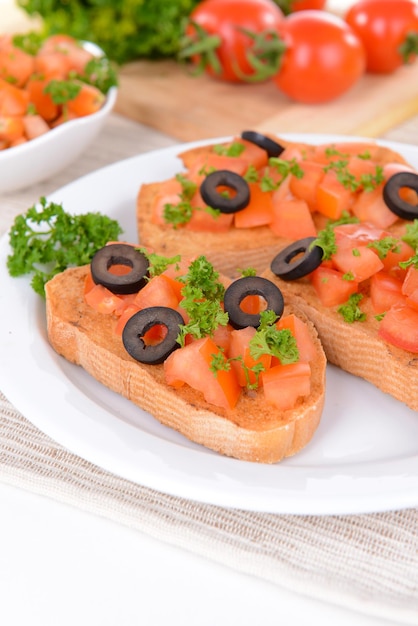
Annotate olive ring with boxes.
[383,171,418,220]
[200,169,250,214]
[241,130,285,158]
[122,306,184,365]
[271,237,323,281]
[90,243,150,295]
[223,276,284,330]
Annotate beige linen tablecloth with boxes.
[1,113,418,625]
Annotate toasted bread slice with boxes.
[263,267,418,412]
[45,265,327,463]
[137,136,411,277]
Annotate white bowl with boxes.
[0,42,118,194]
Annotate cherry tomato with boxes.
[274,0,326,13]
[345,0,418,73]
[273,11,366,103]
[179,0,285,83]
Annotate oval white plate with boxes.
[1,134,418,515]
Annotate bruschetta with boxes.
[45,244,327,463]
[136,131,414,277]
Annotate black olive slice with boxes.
[241,130,285,158]
[383,171,418,220]
[122,306,183,365]
[200,169,250,214]
[90,243,149,295]
[224,276,284,330]
[271,237,323,281]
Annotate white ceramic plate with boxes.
[1,134,418,516]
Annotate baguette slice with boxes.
[263,268,418,412]
[45,265,327,464]
[137,136,411,277]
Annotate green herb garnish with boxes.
[337,293,366,323]
[7,197,123,297]
[249,310,299,364]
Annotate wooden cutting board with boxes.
[115,59,418,142]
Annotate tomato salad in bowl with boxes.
[0,32,118,193]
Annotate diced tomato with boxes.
[133,274,180,311]
[233,182,274,229]
[351,185,398,228]
[378,304,418,353]
[228,326,271,387]
[185,192,234,232]
[276,314,317,362]
[187,152,249,182]
[312,142,381,164]
[150,178,183,225]
[212,323,233,353]
[316,169,355,220]
[402,266,418,310]
[0,46,35,87]
[331,244,384,282]
[37,34,94,74]
[346,155,379,181]
[164,337,241,410]
[333,222,386,245]
[84,283,125,315]
[310,266,359,307]
[370,272,406,314]
[237,138,270,170]
[383,162,418,204]
[0,80,29,116]
[289,160,324,212]
[269,197,317,239]
[66,82,105,117]
[380,239,415,279]
[0,115,24,142]
[240,294,263,314]
[22,114,50,140]
[25,75,61,121]
[261,362,311,411]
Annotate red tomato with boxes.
[273,11,366,103]
[181,0,285,82]
[164,337,241,410]
[370,271,405,314]
[345,0,418,73]
[378,303,418,352]
[261,361,311,410]
[272,0,326,13]
[310,266,359,307]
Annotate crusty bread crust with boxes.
[137,137,410,277]
[263,268,418,412]
[45,265,327,463]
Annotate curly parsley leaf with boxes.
[337,293,366,323]
[176,256,228,346]
[249,310,299,364]
[7,197,123,297]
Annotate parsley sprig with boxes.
[249,310,299,363]
[7,197,123,297]
[177,256,228,346]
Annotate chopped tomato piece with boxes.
[0,80,29,116]
[22,114,50,140]
[370,272,405,314]
[269,197,316,239]
[380,239,415,279]
[133,274,180,310]
[310,266,359,307]
[228,326,271,387]
[25,75,61,122]
[150,178,183,225]
[164,337,241,410]
[289,160,324,212]
[185,192,234,232]
[84,283,124,315]
[333,222,385,245]
[276,314,317,362]
[402,266,418,310]
[351,186,398,228]
[316,169,355,220]
[187,152,249,182]
[67,82,105,117]
[331,244,384,282]
[0,46,35,87]
[233,183,274,228]
[237,138,269,170]
[0,115,24,142]
[114,304,140,335]
[378,304,418,353]
[261,362,311,411]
